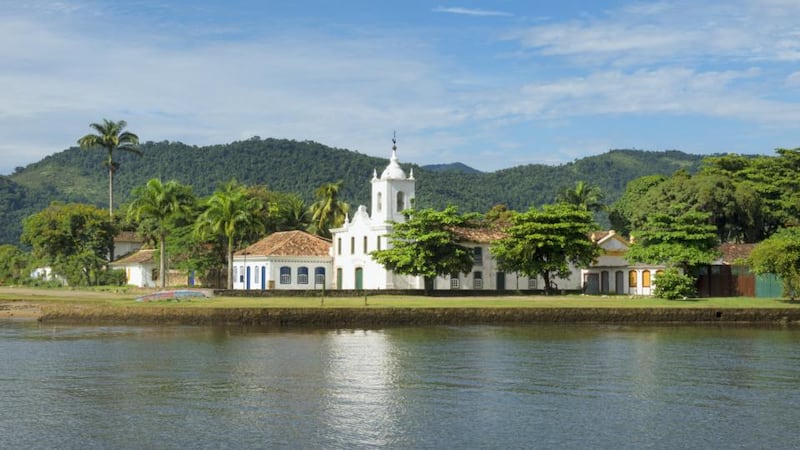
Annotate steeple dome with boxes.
[380,136,407,180]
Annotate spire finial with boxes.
[392,130,397,151]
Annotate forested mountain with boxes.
[1,138,706,245]
[421,162,482,174]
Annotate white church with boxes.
[231,140,664,294]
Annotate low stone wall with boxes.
[38,306,800,327]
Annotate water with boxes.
[1,321,799,449]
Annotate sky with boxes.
[2,0,800,175]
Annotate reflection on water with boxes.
[2,321,800,449]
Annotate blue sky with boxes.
[2,0,800,175]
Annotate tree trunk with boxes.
[159,233,167,289]
[108,163,115,262]
[543,272,552,295]
[226,236,234,290]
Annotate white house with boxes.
[580,230,665,295]
[110,248,157,288]
[232,230,332,290]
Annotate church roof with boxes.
[449,226,507,243]
[235,230,331,257]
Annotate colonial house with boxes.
[580,230,665,295]
[232,230,332,290]
[110,248,157,288]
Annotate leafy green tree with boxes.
[21,203,116,286]
[310,181,349,238]
[626,209,719,287]
[77,119,141,218]
[127,178,196,288]
[748,227,800,299]
[0,244,31,285]
[490,203,599,294]
[371,206,479,294]
[194,181,262,289]
[556,181,605,212]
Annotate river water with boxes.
[1,321,799,449]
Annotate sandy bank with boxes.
[34,305,800,327]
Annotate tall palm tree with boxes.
[78,119,141,218]
[557,181,605,212]
[310,181,350,238]
[127,178,195,288]
[194,181,261,290]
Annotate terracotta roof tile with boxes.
[718,243,756,264]
[114,231,143,243]
[111,248,155,265]
[449,226,507,243]
[236,230,332,257]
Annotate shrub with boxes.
[654,268,696,300]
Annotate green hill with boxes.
[1,138,707,245]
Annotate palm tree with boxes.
[78,119,141,218]
[194,181,261,290]
[557,181,605,212]
[310,181,350,238]
[127,179,195,288]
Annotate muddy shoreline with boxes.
[29,305,800,327]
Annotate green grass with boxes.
[2,287,798,309]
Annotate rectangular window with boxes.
[450,275,460,289]
[528,278,538,289]
[351,237,355,255]
[473,271,483,289]
[473,247,483,266]
[363,236,368,254]
[254,267,259,283]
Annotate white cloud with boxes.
[433,7,512,17]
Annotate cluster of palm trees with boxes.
[79,119,350,289]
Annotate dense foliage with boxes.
[747,227,800,299]
[371,206,479,293]
[1,139,705,245]
[491,203,599,294]
[653,268,697,300]
[21,203,116,286]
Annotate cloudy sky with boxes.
[2,0,800,175]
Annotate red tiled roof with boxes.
[718,243,756,264]
[114,231,143,243]
[111,248,155,265]
[236,230,332,257]
[449,226,507,243]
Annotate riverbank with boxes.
[3,287,800,326]
[28,304,800,326]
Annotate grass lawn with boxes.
[1,286,798,309]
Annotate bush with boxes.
[654,268,696,300]
[96,269,128,286]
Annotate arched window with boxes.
[315,267,326,285]
[629,270,638,288]
[397,191,405,212]
[280,266,291,284]
[298,267,309,284]
[642,270,651,288]
[350,237,355,254]
[377,192,382,212]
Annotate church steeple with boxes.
[371,134,416,224]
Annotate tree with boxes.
[491,203,599,294]
[77,119,141,218]
[556,181,605,212]
[371,206,479,294]
[0,244,30,285]
[194,181,261,290]
[127,179,196,288]
[748,227,800,300]
[310,181,349,238]
[626,210,719,272]
[21,203,116,286]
